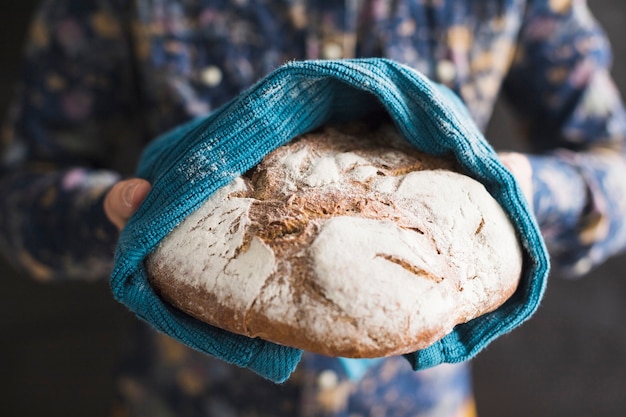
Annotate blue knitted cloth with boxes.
[110,58,549,384]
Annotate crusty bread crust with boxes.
[146,123,523,357]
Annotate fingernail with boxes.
[123,182,139,208]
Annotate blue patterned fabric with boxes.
[111,58,550,383]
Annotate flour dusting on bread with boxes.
[146,123,523,357]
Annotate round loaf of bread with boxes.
[146,123,523,358]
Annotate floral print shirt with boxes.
[1,0,625,416]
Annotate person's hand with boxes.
[104,178,152,231]
[498,152,534,210]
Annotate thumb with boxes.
[499,152,534,211]
[104,178,152,231]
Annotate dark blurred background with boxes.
[1,1,625,416]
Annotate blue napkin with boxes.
[110,58,549,384]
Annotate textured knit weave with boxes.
[110,58,550,383]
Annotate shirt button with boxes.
[201,65,223,87]
[436,59,457,84]
[322,42,344,60]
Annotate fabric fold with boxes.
[110,58,549,383]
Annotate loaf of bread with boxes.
[146,123,523,358]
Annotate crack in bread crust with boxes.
[375,253,445,283]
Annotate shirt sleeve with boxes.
[0,0,143,281]
[502,0,626,277]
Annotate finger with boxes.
[125,178,152,212]
[104,178,152,231]
[499,152,534,210]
